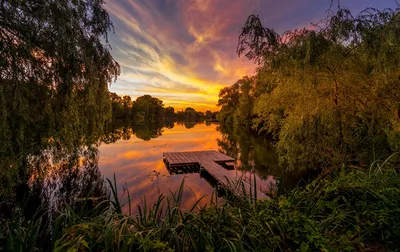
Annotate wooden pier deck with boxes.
[163,150,269,200]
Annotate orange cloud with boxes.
[105,0,394,111]
[104,0,258,111]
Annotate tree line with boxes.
[218,4,400,172]
[109,92,218,123]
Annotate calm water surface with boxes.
[1,121,304,220]
[98,122,280,213]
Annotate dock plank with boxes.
[163,150,269,200]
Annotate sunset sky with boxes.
[105,0,396,111]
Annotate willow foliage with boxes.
[0,0,120,193]
[220,4,400,171]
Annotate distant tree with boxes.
[122,95,132,118]
[110,92,123,119]
[196,111,205,120]
[108,93,210,125]
[205,111,213,119]
[110,92,122,103]
[165,106,175,119]
[184,107,197,121]
[133,95,164,123]
[175,110,185,121]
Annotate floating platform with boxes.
[163,150,269,200]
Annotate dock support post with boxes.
[199,165,205,175]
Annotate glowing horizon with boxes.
[105,0,396,112]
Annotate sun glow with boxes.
[104,0,256,111]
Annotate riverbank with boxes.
[2,162,399,251]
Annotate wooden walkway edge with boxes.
[163,150,269,200]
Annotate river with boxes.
[1,121,302,218]
[98,122,290,214]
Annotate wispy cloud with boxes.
[105,0,396,111]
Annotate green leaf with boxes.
[300,241,309,252]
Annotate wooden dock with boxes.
[163,150,269,200]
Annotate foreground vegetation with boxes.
[2,163,399,251]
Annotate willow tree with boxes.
[233,5,400,171]
[0,0,120,194]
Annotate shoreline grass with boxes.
[1,164,400,251]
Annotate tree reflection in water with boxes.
[1,119,309,229]
[1,119,177,227]
[2,144,109,222]
[1,133,110,251]
[216,124,308,195]
[103,120,169,142]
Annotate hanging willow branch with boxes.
[236,14,281,64]
[236,2,400,68]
